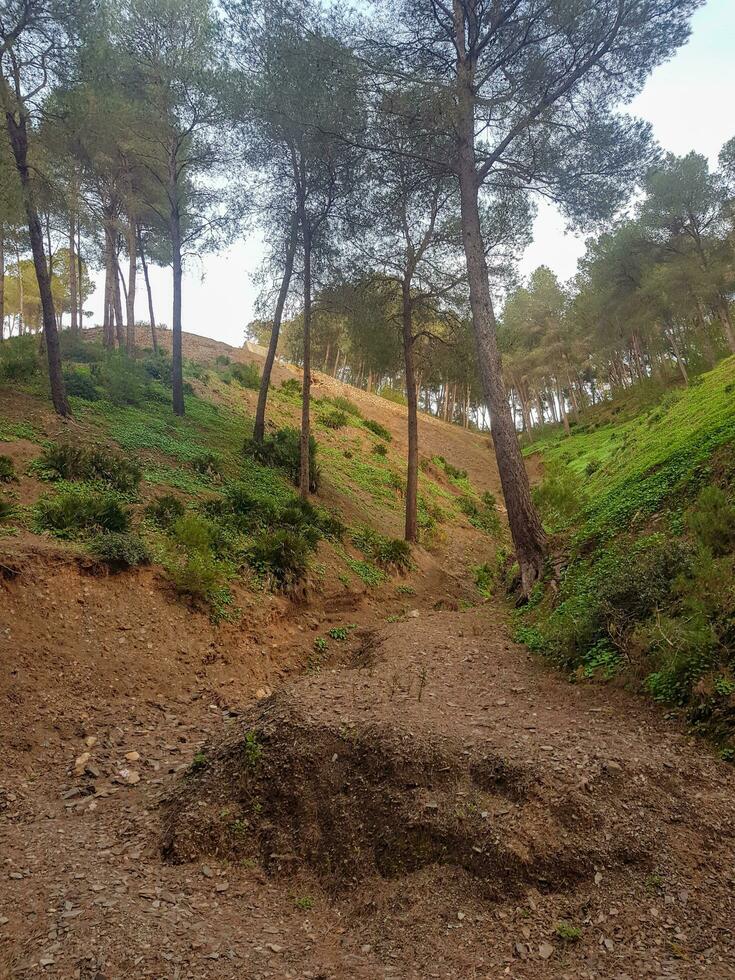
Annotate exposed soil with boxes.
[2,332,734,978]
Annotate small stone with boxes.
[594,872,603,885]
[457,911,465,921]
[539,943,554,960]
[85,736,98,748]
[74,752,91,770]
[202,866,214,878]
[408,609,420,618]
[39,955,55,967]
[266,943,283,953]
[215,882,229,892]
[125,751,140,763]
[255,688,268,700]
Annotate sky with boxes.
[89,0,735,348]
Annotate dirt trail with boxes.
[2,567,734,978]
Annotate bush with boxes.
[145,494,185,528]
[439,458,467,481]
[93,354,150,406]
[457,493,501,536]
[140,350,173,385]
[532,462,586,528]
[687,485,735,556]
[228,362,260,389]
[35,442,141,493]
[325,395,361,417]
[89,531,150,570]
[352,525,413,571]
[169,549,225,600]
[247,529,311,588]
[35,488,129,537]
[280,378,302,397]
[59,332,105,363]
[372,443,388,457]
[244,427,320,493]
[191,452,224,481]
[362,418,392,441]
[0,498,15,523]
[63,367,100,401]
[0,335,40,381]
[0,455,16,483]
[215,354,231,366]
[319,408,349,430]
[379,385,407,406]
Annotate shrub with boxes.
[228,361,260,389]
[244,427,320,493]
[326,395,361,417]
[362,419,392,441]
[63,367,101,401]
[319,408,349,430]
[687,485,735,556]
[191,452,224,481]
[215,354,231,366]
[59,332,105,363]
[379,385,407,406]
[35,442,141,493]
[474,562,494,598]
[35,488,129,537]
[280,378,302,397]
[89,531,150,570]
[0,455,16,483]
[0,498,15,523]
[145,494,185,528]
[169,549,225,600]
[532,462,586,528]
[170,514,217,553]
[0,335,40,381]
[458,493,500,536]
[93,354,150,406]
[140,350,173,385]
[372,443,388,457]
[352,526,412,571]
[440,458,467,481]
[247,529,311,588]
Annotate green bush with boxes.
[0,455,16,483]
[244,427,320,493]
[379,385,407,406]
[319,408,349,430]
[532,462,586,529]
[362,419,392,441]
[59,332,105,363]
[247,529,311,588]
[352,526,412,571]
[35,488,129,537]
[191,452,224,481]
[89,531,150,570]
[687,485,735,556]
[0,335,40,381]
[93,354,150,406]
[0,498,15,523]
[215,354,231,366]
[145,494,185,528]
[372,443,388,457]
[35,442,141,493]
[325,395,362,417]
[457,493,501,536]
[437,457,467,481]
[280,378,302,397]
[140,350,173,385]
[169,549,225,600]
[228,362,260,389]
[63,367,101,401]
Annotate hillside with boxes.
[1,334,735,979]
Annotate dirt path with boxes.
[3,588,734,979]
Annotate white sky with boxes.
[89,0,735,348]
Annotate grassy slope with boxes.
[0,329,503,610]
[517,357,735,755]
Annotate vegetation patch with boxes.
[34,486,130,538]
[33,441,142,494]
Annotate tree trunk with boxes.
[126,220,137,353]
[0,219,4,341]
[299,223,312,499]
[137,226,158,352]
[103,224,115,348]
[666,323,689,385]
[170,204,184,416]
[716,296,735,354]
[68,210,78,332]
[557,379,570,435]
[77,224,83,327]
[254,213,298,443]
[454,38,545,592]
[401,279,418,542]
[113,262,125,350]
[5,110,69,417]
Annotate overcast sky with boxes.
[89,0,735,348]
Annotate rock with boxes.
[255,688,268,700]
[215,881,229,892]
[594,871,603,885]
[74,752,91,770]
[118,768,140,785]
[85,736,98,748]
[539,943,554,960]
[202,866,214,878]
[125,751,140,763]
[39,955,55,967]
[408,609,420,618]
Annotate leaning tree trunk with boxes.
[69,210,78,332]
[126,219,137,353]
[254,213,298,443]
[401,279,419,542]
[299,224,312,499]
[137,226,158,353]
[170,204,184,416]
[454,57,545,594]
[5,110,69,417]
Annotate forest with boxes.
[2,1,735,976]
